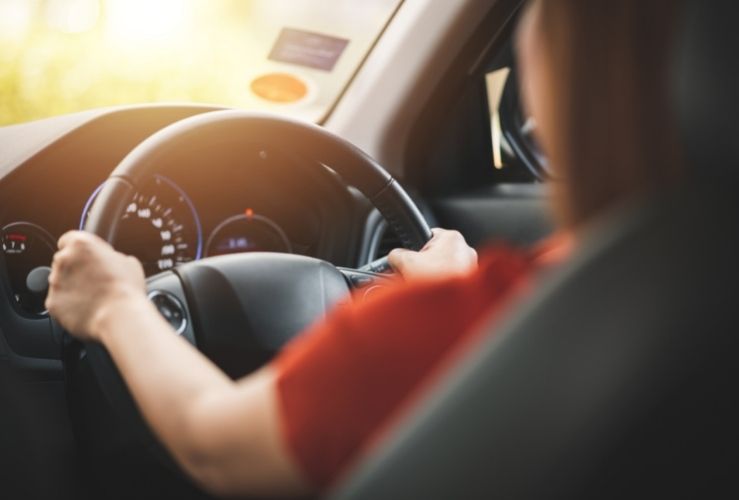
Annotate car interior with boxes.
[1,0,736,498]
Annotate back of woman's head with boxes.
[519,0,683,228]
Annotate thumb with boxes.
[388,247,416,272]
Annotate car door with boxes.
[365,27,553,261]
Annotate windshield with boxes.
[0,0,402,126]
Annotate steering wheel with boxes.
[66,110,432,473]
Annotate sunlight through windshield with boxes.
[0,0,401,125]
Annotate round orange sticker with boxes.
[250,73,308,103]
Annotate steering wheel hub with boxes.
[175,252,349,378]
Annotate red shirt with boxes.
[275,237,569,490]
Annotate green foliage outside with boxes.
[0,0,257,126]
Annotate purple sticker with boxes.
[269,28,349,72]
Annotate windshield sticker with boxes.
[249,72,311,104]
[268,28,349,71]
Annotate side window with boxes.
[405,43,545,194]
[486,68,548,180]
[485,67,512,172]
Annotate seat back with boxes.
[332,2,739,498]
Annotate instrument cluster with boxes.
[2,173,302,317]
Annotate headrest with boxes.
[675,1,739,173]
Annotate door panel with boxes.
[430,183,552,249]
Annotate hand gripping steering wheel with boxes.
[66,110,432,476]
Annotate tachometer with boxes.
[81,175,202,275]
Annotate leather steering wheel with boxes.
[68,110,432,462]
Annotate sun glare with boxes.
[105,0,194,45]
[0,0,403,126]
[0,0,34,40]
[46,0,100,34]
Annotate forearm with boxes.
[93,296,232,460]
[92,295,306,496]
[46,231,306,495]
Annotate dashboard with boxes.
[0,105,376,360]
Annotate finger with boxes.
[388,248,414,271]
[57,230,87,250]
[425,228,457,248]
[51,247,72,273]
[59,229,107,251]
[430,228,445,239]
[44,295,54,315]
[430,229,464,250]
[51,245,90,281]
[47,267,60,287]
[51,250,62,269]
[421,232,445,251]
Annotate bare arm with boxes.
[46,228,476,496]
[46,232,309,497]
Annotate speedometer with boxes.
[81,175,202,275]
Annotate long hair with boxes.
[533,1,683,227]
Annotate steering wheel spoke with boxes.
[358,254,393,274]
[339,265,397,302]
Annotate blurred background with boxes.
[0,0,401,125]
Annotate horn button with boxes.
[175,253,350,378]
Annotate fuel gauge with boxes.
[3,232,28,254]
[1,222,56,315]
[205,210,292,257]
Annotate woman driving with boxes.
[45,0,681,497]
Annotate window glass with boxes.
[486,67,511,171]
[0,0,402,125]
[486,67,543,180]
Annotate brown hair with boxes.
[533,0,682,228]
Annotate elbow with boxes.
[165,371,304,497]
[181,455,237,498]
[174,401,241,496]
[178,431,311,499]
[178,433,243,497]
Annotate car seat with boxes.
[332,2,739,498]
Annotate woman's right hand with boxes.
[388,228,478,281]
[46,230,146,342]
